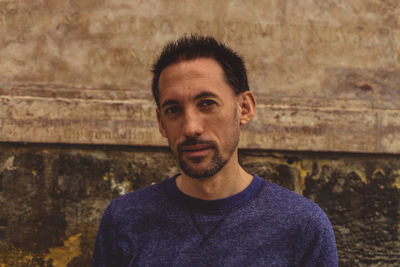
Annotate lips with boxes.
[177,138,217,159]
[181,144,211,157]
[180,144,212,158]
[182,144,210,152]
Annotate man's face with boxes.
[157,58,241,179]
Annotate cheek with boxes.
[166,135,178,154]
[164,127,182,147]
[213,114,238,135]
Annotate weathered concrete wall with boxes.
[0,0,399,266]
[0,0,399,152]
[0,143,399,266]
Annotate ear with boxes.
[237,91,256,125]
[156,109,167,138]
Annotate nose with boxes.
[182,109,203,138]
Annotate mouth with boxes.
[181,144,212,157]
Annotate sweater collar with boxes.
[163,174,264,213]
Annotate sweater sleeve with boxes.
[92,203,119,267]
[299,207,338,267]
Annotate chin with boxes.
[181,163,224,179]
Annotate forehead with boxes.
[158,58,233,101]
[159,58,225,86]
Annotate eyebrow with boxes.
[194,92,221,101]
[160,91,222,109]
[160,99,179,109]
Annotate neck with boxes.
[176,152,253,200]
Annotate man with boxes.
[92,35,338,266]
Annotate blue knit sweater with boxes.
[92,175,338,266]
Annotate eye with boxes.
[164,106,181,115]
[198,99,217,108]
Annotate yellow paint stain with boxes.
[372,168,385,177]
[299,164,308,180]
[298,163,308,191]
[354,170,367,184]
[394,183,400,190]
[393,169,400,189]
[44,233,82,267]
[24,255,33,261]
[293,160,312,193]
[0,247,36,266]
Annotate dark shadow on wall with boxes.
[0,142,399,266]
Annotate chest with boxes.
[116,210,300,266]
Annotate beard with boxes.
[173,109,240,179]
[176,138,227,179]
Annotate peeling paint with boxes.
[103,171,133,195]
[0,246,39,266]
[1,145,399,266]
[44,233,82,267]
[297,160,309,192]
[0,156,16,172]
[353,169,367,183]
[393,169,400,189]
[372,168,385,178]
[103,172,110,181]
[110,177,132,195]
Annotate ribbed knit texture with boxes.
[92,175,338,266]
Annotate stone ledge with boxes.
[1,95,399,153]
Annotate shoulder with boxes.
[104,179,168,220]
[258,176,318,209]
[255,176,338,264]
[255,176,329,227]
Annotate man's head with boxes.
[152,35,255,179]
[152,35,250,108]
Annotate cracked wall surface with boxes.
[0,0,399,152]
[0,0,399,266]
[0,143,399,266]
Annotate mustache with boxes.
[177,137,217,151]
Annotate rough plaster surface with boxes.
[0,143,399,266]
[0,1,399,266]
[0,0,399,152]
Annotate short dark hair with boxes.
[151,35,250,107]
